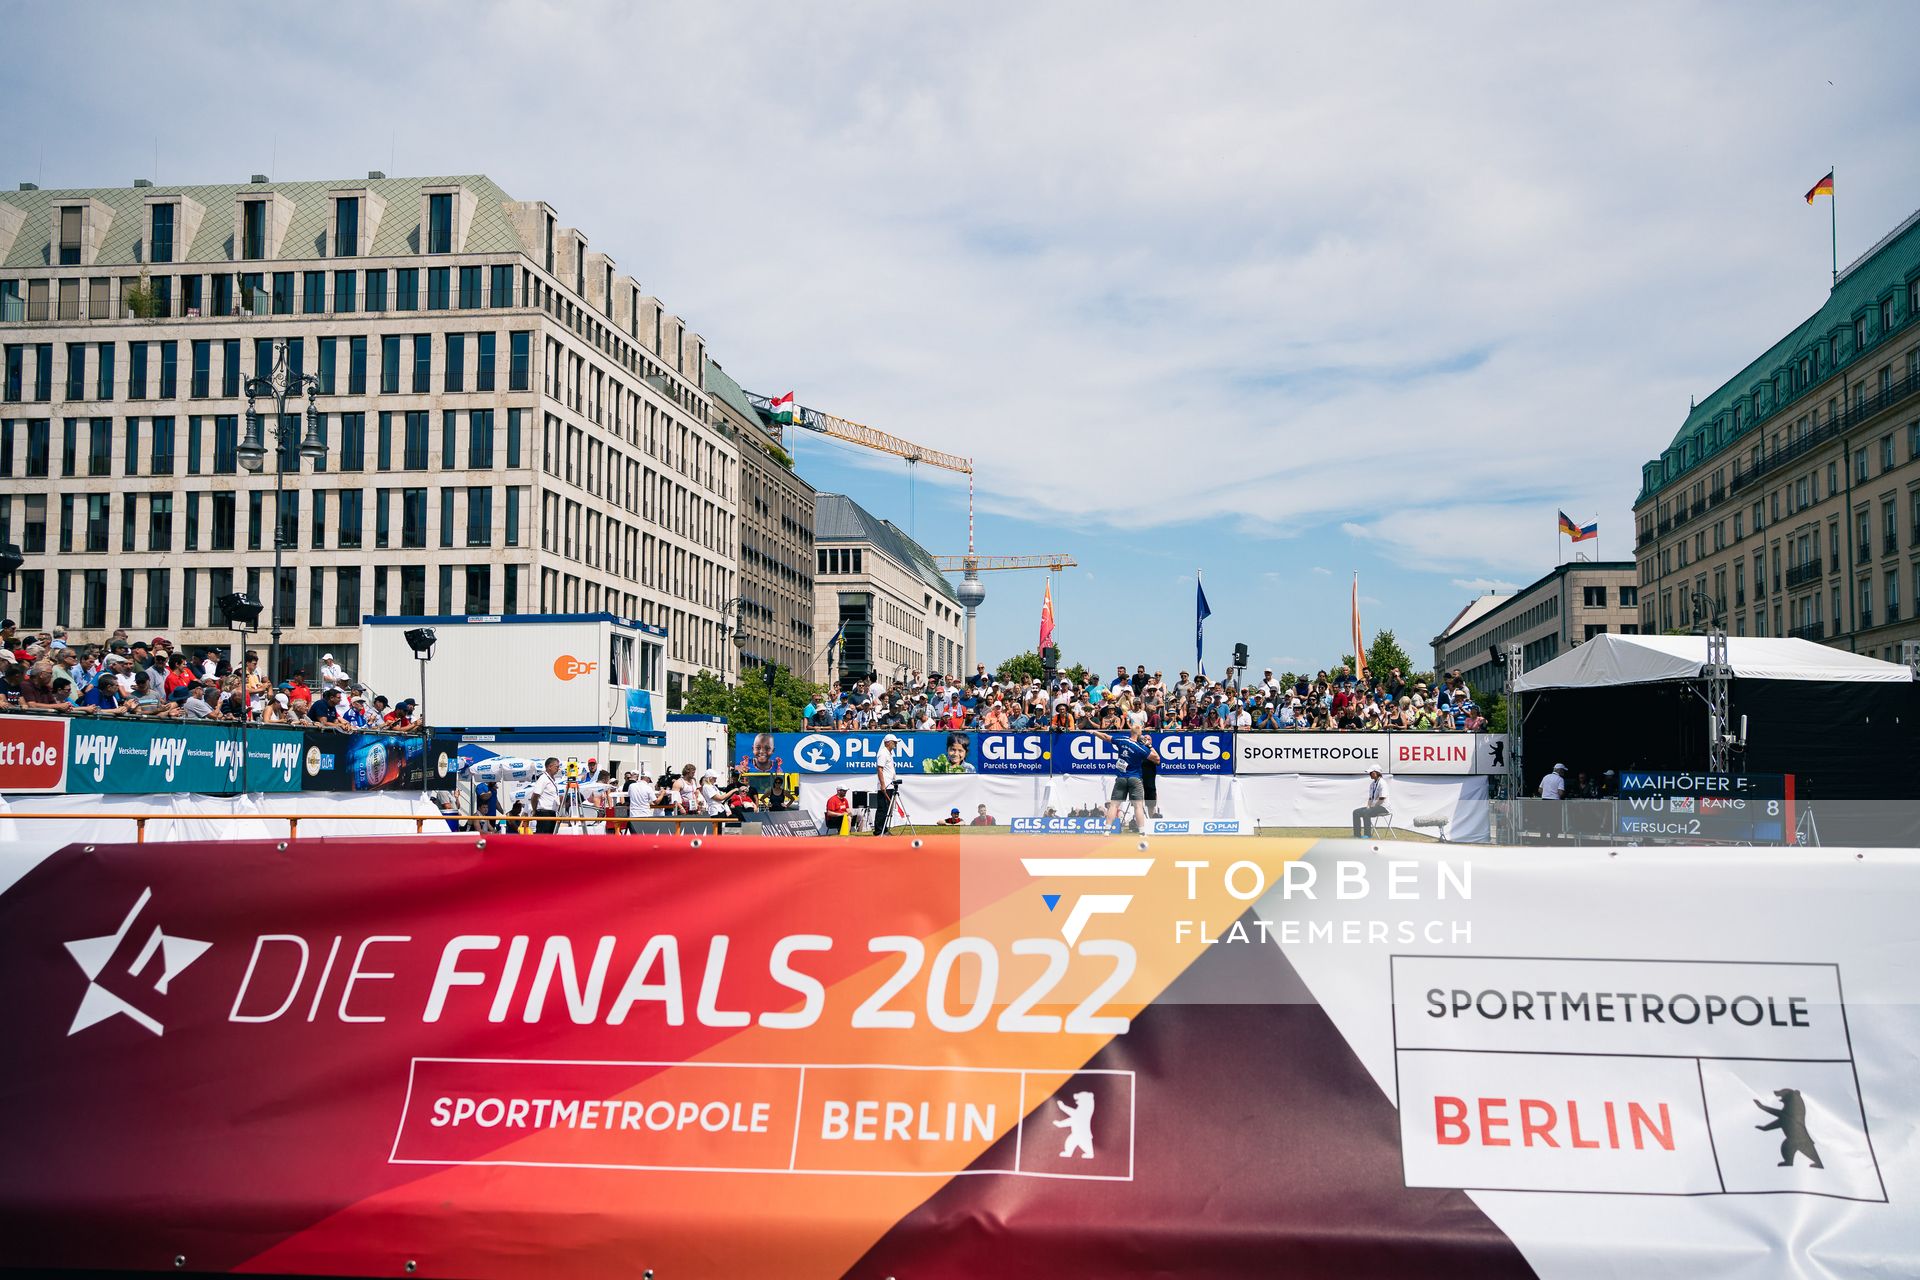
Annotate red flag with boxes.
[1039,577,1056,654]
[1351,574,1368,682]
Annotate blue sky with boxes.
[7,1,1920,674]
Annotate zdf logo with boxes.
[552,655,598,681]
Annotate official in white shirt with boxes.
[872,734,901,837]
[1539,763,1568,800]
[530,758,565,834]
[319,653,350,690]
[1351,768,1390,838]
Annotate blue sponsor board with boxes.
[1049,731,1236,776]
[1010,816,1118,833]
[971,732,1052,774]
[746,732,954,775]
[744,730,1238,776]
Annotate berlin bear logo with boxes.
[1053,1091,1096,1159]
[1754,1088,1823,1169]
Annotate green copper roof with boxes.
[1,174,526,269]
[1644,206,1920,496]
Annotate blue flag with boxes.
[1195,576,1212,675]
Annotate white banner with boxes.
[1237,732,1509,776]
[1387,732,1510,775]
[1259,842,1918,1278]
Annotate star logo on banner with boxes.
[65,888,209,1036]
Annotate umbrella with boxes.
[463,756,544,783]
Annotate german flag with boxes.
[1559,510,1598,542]
[1805,170,1835,204]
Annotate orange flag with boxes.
[1351,574,1368,681]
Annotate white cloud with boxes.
[1310,566,1333,576]
[28,2,1920,583]
[1452,577,1520,594]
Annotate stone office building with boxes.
[0,173,739,697]
[704,356,816,677]
[1633,207,1920,663]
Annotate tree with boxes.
[1365,629,1416,679]
[996,650,1044,682]
[680,665,825,734]
[1478,689,1508,734]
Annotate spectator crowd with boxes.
[0,620,421,732]
[802,662,1486,734]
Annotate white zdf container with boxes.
[360,612,665,733]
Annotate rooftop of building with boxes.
[1638,202,1920,504]
[1,173,527,270]
[815,493,958,604]
[1432,558,1636,645]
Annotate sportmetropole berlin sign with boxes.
[0,834,1906,1276]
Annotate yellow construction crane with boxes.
[747,392,1074,668]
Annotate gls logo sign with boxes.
[979,734,1046,763]
[552,655,597,681]
[1023,857,1154,943]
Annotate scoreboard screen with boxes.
[1616,772,1795,844]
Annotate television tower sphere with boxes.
[956,572,987,608]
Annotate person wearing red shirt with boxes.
[287,674,313,705]
[824,786,851,835]
[164,655,195,696]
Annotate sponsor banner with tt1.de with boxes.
[0,714,69,792]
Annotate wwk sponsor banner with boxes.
[63,719,306,793]
[0,835,1911,1277]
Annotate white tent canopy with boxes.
[1511,633,1913,692]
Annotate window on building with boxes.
[221,339,240,397]
[466,487,491,546]
[150,416,174,474]
[242,200,266,260]
[458,265,482,309]
[340,412,365,471]
[157,341,177,399]
[428,267,450,310]
[490,265,513,308]
[333,270,356,313]
[148,494,172,550]
[302,271,325,314]
[509,331,531,390]
[403,411,428,470]
[400,565,426,614]
[401,488,426,548]
[64,343,86,402]
[506,486,521,546]
[271,272,294,315]
[445,333,465,392]
[213,415,238,474]
[335,566,361,627]
[58,206,83,265]
[411,335,430,393]
[334,197,359,256]
[338,489,362,548]
[469,409,494,468]
[395,268,419,311]
[380,334,401,394]
[365,269,387,312]
[427,193,453,254]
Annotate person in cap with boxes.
[319,652,350,690]
[824,785,852,835]
[872,734,902,837]
[940,806,965,826]
[1352,767,1390,838]
[1539,763,1569,801]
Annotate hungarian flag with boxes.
[1805,170,1835,204]
[769,391,799,424]
[1559,510,1598,542]
[1351,574,1368,682]
[1038,577,1055,655]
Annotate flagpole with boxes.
[1830,164,1838,285]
